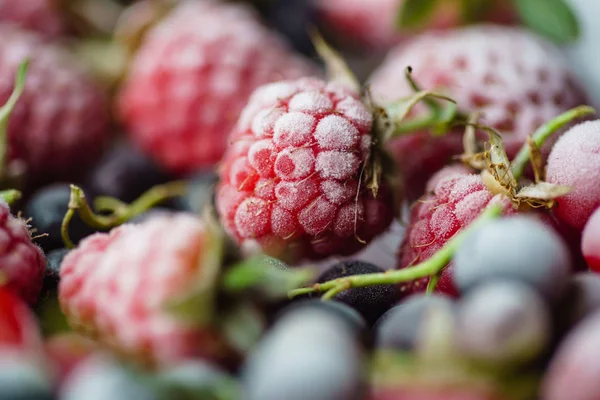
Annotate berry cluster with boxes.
[1,1,600,399]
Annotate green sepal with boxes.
[513,0,580,44]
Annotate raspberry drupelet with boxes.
[216,77,394,262]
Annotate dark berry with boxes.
[0,358,54,400]
[375,294,453,351]
[557,272,600,331]
[157,361,236,398]
[262,0,315,57]
[25,183,96,252]
[170,171,218,213]
[454,216,572,301]
[456,281,550,365]
[85,143,172,203]
[42,248,69,292]
[313,261,399,326]
[243,299,366,400]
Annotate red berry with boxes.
[398,167,514,296]
[0,201,45,305]
[547,120,600,230]
[0,0,65,38]
[119,0,316,175]
[58,213,229,367]
[0,26,109,181]
[0,286,43,356]
[216,77,393,262]
[582,207,600,272]
[369,26,588,200]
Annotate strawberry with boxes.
[369,26,588,200]
[58,213,229,367]
[119,0,316,175]
[216,77,394,262]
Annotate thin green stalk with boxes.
[289,204,503,299]
[511,105,595,180]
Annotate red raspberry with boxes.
[546,120,600,230]
[0,0,65,38]
[58,213,228,367]
[0,286,44,357]
[119,0,316,175]
[0,26,109,181]
[398,168,514,296]
[0,201,45,305]
[582,207,600,272]
[315,0,516,50]
[216,77,394,262]
[369,26,588,200]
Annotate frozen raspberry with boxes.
[216,77,394,262]
[0,201,45,305]
[315,0,516,50]
[58,213,228,367]
[369,26,588,200]
[119,0,316,175]
[0,0,65,38]
[398,168,514,296]
[582,207,600,272]
[0,287,44,355]
[0,26,109,181]
[546,120,600,230]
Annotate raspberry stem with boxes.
[61,181,188,249]
[510,105,595,180]
[0,60,28,180]
[288,204,503,299]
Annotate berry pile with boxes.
[1,1,600,399]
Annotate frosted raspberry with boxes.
[0,26,109,181]
[547,120,600,230]
[119,0,316,175]
[398,168,514,295]
[369,26,588,200]
[0,201,45,305]
[59,214,227,367]
[217,77,393,262]
[0,0,65,38]
[315,0,516,50]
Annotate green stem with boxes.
[93,196,128,213]
[425,273,440,294]
[289,204,503,299]
[61,181,188,248]
[0,61,29,179]
[61,208,75,249]
[404,67,441,114]
[511,105,595,180]
[0,189,21,205]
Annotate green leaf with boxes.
[397,0,441,29]
[222,255,315,300]
[514,0,580,44]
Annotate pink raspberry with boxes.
[58,213,229,367]
[369,26,588,200]
[0,201,45,305]
[216,77,394,262]
[0,26,109,181]
[546,120,600,230]
[315,0,516,50]
[119,0,316,175]
[0,0,65,39]
[398,168,514,296]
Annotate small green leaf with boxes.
[221,303,264,354]
[222,255,315,299]
[514,0,580,44]
[397,0,441,29]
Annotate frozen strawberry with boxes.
[369,26,588,200]
[58,213,229,367]
[216,77,394,262]
[0,0,65,38]
[0,26,109,181]
[546,120,600,230]
[398,169,514,296]
[119,0,316,175]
